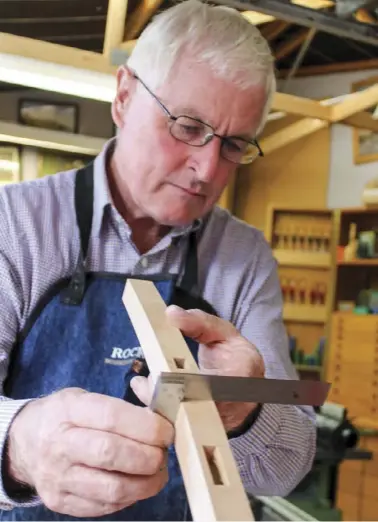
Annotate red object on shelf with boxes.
[337,246,345,262]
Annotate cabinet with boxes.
[327,313,378,417]
[325,208,378,520]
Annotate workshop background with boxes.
[1,0,378,520]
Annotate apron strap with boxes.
[179,230,199,295]
[179,212,212,296]
[74,162,94,261]
[60,163,94,306]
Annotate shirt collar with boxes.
[92,138,114,236]
[92,138,203,239]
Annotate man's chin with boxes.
[153,207,204,228]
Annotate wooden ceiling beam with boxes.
[354,8,377,25]
[103,0,129,58]
[124,0,164,40]
[241,11,275,24]
[275,27,313,61]
[247,0,334,36]
[0,32,116,75]
[231,0,335,30]
[331,83,378,121]
[119,0,335,57]
[260,117,329,154]
[342,112,378,133]
[261,20,290,40]
[277,58,378,78]
[243,0,334,27]
[271,92,332,120]
[292,0,334,7]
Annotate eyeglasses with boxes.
[129,69,264,165]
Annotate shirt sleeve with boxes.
[229,232,317,497]
[0,194,42,508]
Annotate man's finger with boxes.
[63,427,164,475]
[43,491,124,518]
[165,305,237,344]
[61,464,168,506]
[130,376,153,406]
[63,390,174,447]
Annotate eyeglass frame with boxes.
[128,68,264,165]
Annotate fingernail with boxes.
[167,305,187,314]
[130,375,142,389]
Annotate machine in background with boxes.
[250,403,372,521]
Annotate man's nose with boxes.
[194,137,221,182]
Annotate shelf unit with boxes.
[265,205,336,377]
[325,206,378,408]
[267,206,378,519]
[324,207,378,521]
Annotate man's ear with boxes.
[111,65,134,129]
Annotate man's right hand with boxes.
[5,387,174,518]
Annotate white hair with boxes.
[127,0,276,134]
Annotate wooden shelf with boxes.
[336,207,378,214]
[295,364,322,372]
[332,310,378,321]
[338,259,378,266]
[283,303,327,323]
[273,249,331,268]
[354,417,378,432]
[0,120,104,156]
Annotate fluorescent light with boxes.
[0,53,116,102]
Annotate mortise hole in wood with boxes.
[203,446,228,486]
[173,357,186,369]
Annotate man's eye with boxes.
[224,140,243,152]
[180,124,202,137]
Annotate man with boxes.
[0,0,316,520]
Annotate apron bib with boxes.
[2,164,217,521]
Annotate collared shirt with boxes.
[0,139,316,510]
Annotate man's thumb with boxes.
[130,375,153,406]
[165,305,236,344]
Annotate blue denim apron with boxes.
[1,163,218,521]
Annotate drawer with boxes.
[326,360,378,384]
[365,438,378,453]
[332,313,378,334]
[361,496,378,521]
[340,460,366,474]
[339,469,364,494]
[363,473,378,498]
[336,491,360,521]
[326,391,372,416]
[328,343,378,365]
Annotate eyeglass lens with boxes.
[170,116,260,165]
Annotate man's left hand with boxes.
[131,305,265,432]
